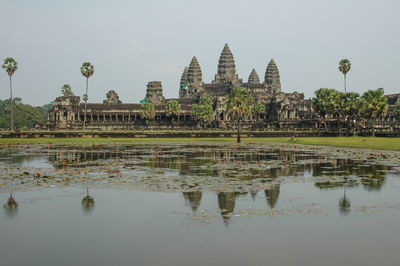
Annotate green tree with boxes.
[360,88,388,136]
[225,88,253,143]
[61,84,74,97]
[251,103,266,128]
[312,88,341,131]
[165,100,181,128]
[140,102,155,128]
[191,96,214,128]
[0,98,46,129]
[337,92,360,136]
[339,59,351,93]
[394,102,400,125]
[2,58,18,131]
[81,62,95,130]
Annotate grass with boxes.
[0,136,399,151]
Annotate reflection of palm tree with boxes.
[3,192,18,218]
[361,165,387,191]
[265,184,280,209]
[218,192,237,226]
[339,187,351,215]
[183,191,202,212]
[81,187,95,214]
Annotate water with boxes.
[1,143,400,266]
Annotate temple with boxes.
[46,44,399,130]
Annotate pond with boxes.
[1,142,400,266]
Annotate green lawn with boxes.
[0,137,399,151]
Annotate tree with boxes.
[191,96,214,128]
[338,92,360,135]
[2,58,18,131]
[225,88,253,143]
[140,102,155,128]
[251,103,266,128]
[334,92,361,136]
[339,59,351,93]
[394,102,400,125]
[0,98,46,129]
[360,88,388,136]
[61,84,74,97]
[165,100,181,128]
[312,88,341,131]
[81,62,94,130]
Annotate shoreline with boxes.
[0,136,400,151]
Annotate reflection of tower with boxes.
[264,184,280,209]
[249,190,258,200]
[183,191,202,212]
[218,192,237,226]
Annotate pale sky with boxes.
[0,0,399,106]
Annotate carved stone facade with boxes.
[145,81,165,105]
[46,44,399,130]
[103,90,122,105]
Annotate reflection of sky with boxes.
[20,158,54,169]
[1,181,400,266]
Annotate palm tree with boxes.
[360,88,388,136]
[80,62,95,130]
[140,102,155,128]
[339,59,351,93]
[165,100,181,128]
[251,103,266,129]
[2,58,18,131]
[394,102,400,126]
[339,92,361,136]
[225,88,253,143]
[61,84,74,97]
[312,88,341,131]
[191,96,214,128]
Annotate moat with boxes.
[1,143,400,266]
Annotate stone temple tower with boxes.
[179,66,188,98]
[185,56,203,97]
[264,59,281,94]
[248,68,260,84]
[145,81,165,104]
[212,43,241,86]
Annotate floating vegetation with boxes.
[0,142,398,195]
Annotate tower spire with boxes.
[248,68,260,84]
[187,56,202,85]
[212,43,240,85]
[264,59,281,94]
[179,66,189,98]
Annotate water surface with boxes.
[1,143,400,266]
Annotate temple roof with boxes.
[180,66,188,88]
[187,56,202,85]
[264,59,280,84]
[212,43,240,85]
[248,68,260,84]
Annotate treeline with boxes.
[313,88,400,135]
[0,98,52,129]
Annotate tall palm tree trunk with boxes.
[9,76,14,131]
[344,74,347,93]
[83,77,88,130]
[237,122,241,143]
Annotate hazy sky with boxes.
[0,0,399,106]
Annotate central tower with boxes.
[212,44,241,86]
